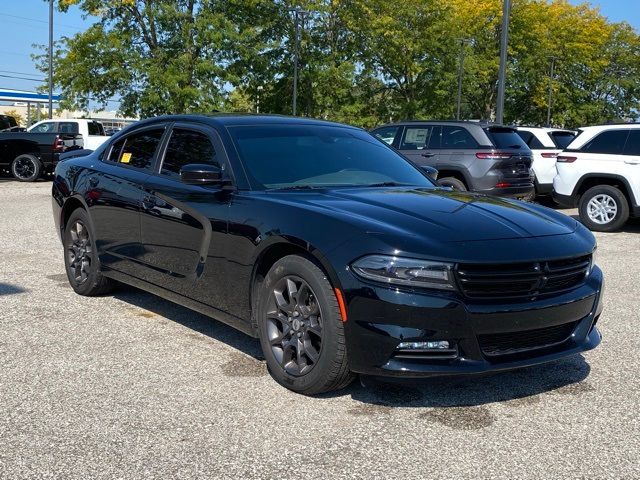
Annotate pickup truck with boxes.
[0,131,83,181]
[0,114,23,132]
[28,119,110,150]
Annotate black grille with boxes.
[456,255,591,300]
[478,321,578,357]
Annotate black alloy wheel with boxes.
[258,255,353,395]
[66,220,93,285]
[63,209,114,296]
[266,275,323,376]
[11,155,42,182]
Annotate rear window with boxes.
[582,130,629,154]
[88,121,105,136]
[516,131,545,149]
[549,131,576,149]
[485,128,529,150]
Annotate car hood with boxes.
[268,187,578,243]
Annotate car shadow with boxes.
[111,286,593,411]
[0,283,27,295]
[112,287,265,360]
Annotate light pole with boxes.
[496,0,511,124]
[48,0,53,119]
[292,9,307,116]
[546,56,557,127]
[256,85,263,114]
[456,39,471,120]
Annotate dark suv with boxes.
[372,121,534,198]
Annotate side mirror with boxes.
[421,165,438,182]
[179,164,223,185]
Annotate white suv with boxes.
[516,127,576,196]
[553,124,640,232]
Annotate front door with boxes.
[138,124,230,310]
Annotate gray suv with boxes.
[371,121,534,198]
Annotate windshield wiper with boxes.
[365,182,411,187]
[271,185,319,191]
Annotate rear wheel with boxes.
[578,185,629,232]
[63,209,115,296]
[257,255,353,395]
[11,154,42,182]
[437,176,467,191]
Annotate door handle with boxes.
[624,160,640,165]
[421,152,435,158]
[88,176,99,187]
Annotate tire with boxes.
[257,255,354,395]
[63,209,115,296]
[11,154,42,182]
[437,176,467,191]
[578,185,629,232]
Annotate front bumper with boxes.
[343,266,604,378]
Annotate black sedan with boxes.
[52,114,604,394]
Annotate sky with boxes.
[0,0,639,111]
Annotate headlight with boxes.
[351,255,456,290]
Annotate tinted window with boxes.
[111,129,164,170]
[485,128,529,149]
[229,125,434,189]
[31,122,56,133]
[107,138,125,162]
[582,130,629,154]
[623,130,640,156]
[372,126,399,146]
[161,129,218,177]
[400,126,435,150]
[516,131,545,149]
[0,115,17,129]
[58,122,79,134]
[88,121,105,136]
[441,126,478,149]
[549,131,576,149]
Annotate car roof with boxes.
[567,123,640,150]
[131,113,362,130]
[372,120,518,130]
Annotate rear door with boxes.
[398,124,438,166]
[437,124,479,171]
[88,125,167,277]
[622,130,640,206]
[138,123,230,308]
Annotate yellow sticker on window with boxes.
[121,152,132,164]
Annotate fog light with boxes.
[397,341,450,350]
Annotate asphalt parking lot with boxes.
[1,179,639,479]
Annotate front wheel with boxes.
[11,154,42,182]
[578,185,629,232]
[257,255,353,395]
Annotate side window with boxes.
[110,129,164,170]
[161,128,219,178]
[31,122,57,133]
[441,126,478,149]
[622,131,640,156]
[400,126,434,150]
[88,121,105,136]
[582,130,630,155]
[58,122,79,134]
[372,126,399,146]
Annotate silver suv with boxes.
[371,121,534,198]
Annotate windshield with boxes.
[228,125,434,190]
[485,127,529,150]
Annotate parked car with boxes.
[52,114,603,395]
[28,119,110,150]
[371,121,534,199]
[0,114,24,132]
[515,126,577,196]
[0,130,83,181]
[553,124,640,232]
